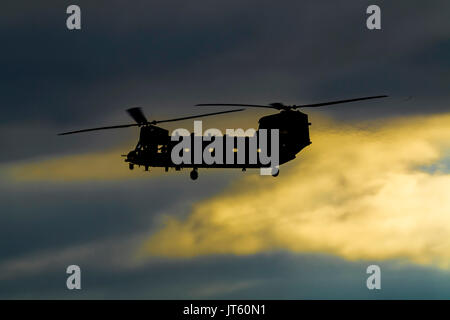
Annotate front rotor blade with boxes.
[154,109,245,124]
[58,123,139,135]
[126,107,148,124]
[196,103,276,109]
[295,95,388,109]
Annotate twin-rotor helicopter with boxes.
[59,95,388,180]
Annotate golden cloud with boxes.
[142,113,450,268]
[6,148,161,182]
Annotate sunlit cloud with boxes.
[4,148,158,182]
[142,113,450,269]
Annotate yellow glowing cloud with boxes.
[142,113,450,268]
[6,148,162,182]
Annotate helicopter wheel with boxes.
[190,169,198,180]
[129,163,134,170]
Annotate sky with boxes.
[0,0,449,299]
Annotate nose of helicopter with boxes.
[126,150,137,161]
[125,150,138,171]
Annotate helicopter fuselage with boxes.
[125,110,312,173]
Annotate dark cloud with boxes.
[0,173,233,260]
[2,1,449,122]
[1,1,450,162]
[1,252,449,299]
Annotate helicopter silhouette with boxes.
[59,95,387,180]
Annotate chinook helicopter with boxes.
[58,95,387,180]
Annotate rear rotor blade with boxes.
[58,123,139,135]
[154,109,245,124]
[294,95,388,109]
[127,107,148,124]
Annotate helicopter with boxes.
[58,95,388,180]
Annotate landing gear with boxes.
[190,168,198,180]
[272,169,279,177]
[145,165,149,171]
[129,163,134,170]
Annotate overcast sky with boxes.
[0,1,449,299]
